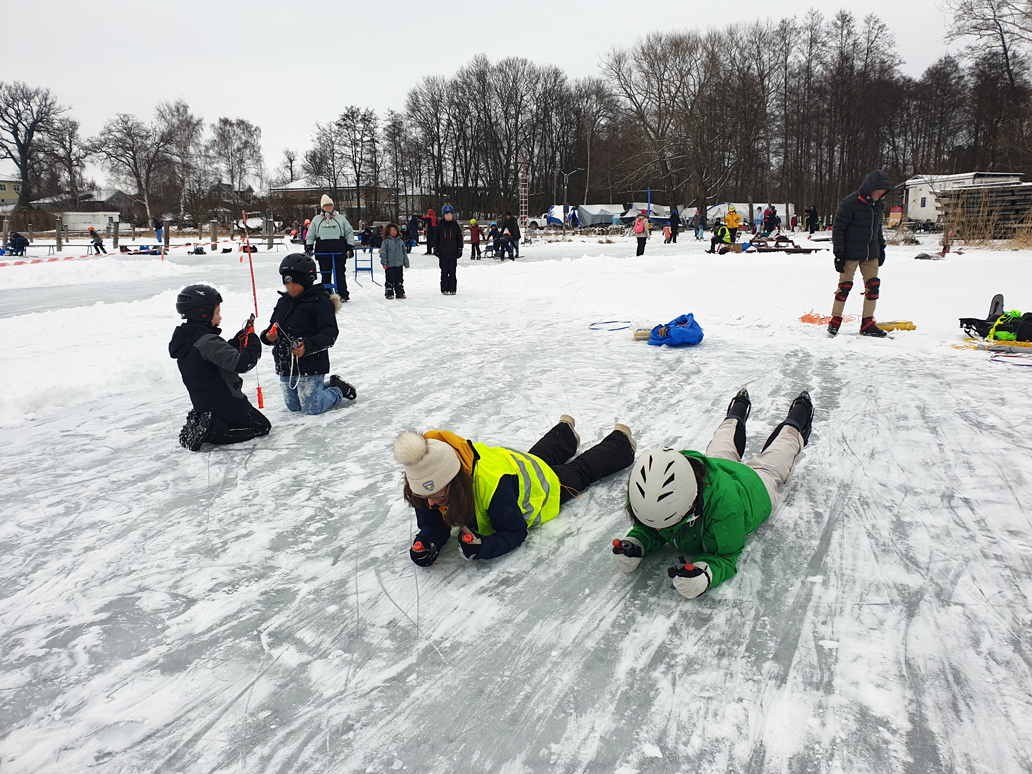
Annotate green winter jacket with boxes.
[626,451,772,588]
[379,235,410,268]
[305,211,355,246]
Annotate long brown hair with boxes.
[626,456,707,527]
[403,466,476,529]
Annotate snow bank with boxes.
[0,255,196,290]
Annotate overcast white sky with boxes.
[3,0,955,184]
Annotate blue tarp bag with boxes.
[648,313,704,347]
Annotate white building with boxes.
[905,172,1023,224]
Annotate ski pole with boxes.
[243,210,264,409]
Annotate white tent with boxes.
[576,204,624,226]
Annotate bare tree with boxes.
[92,113,172,223]
[277,148,300,184]
[157,99,204,223]
[337,108,378,223]
[42,117,90,206]
[0,81,65,208]
[303,122,348,205]
[207,117,263,198]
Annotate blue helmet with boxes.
[442,204,455,214]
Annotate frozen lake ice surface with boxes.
[1,234,1031,773]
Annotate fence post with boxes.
[198,222,203,241]
[131,223,136,241]
[56,215,63,251]
[267,213,273,250]
[2,219,8,249]
[113,221,120,250]
[28,223,33,243]
[164,221,171,251]
[209,220,217,251]
[106,219,112,238]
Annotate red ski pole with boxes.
[243,210,264,408]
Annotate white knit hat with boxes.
[321,194,333,208]
[393,431,461,495]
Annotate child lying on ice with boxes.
[612,389,813,599]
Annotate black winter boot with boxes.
[762,391,814,450]
[860,317,888,338]
[329,375,357,400]
[181,410,213,452]
[725,389,751,422]
[827,316,842,337]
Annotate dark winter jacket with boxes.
[502,214,521,242]
[433,218,464,260]
[259,286,341,376]
[805,206,819,226]
[669,208,679,232]
[832,170,891,265]
[90,231,104,246]
[407,215,422,240]
[169,321,261,416]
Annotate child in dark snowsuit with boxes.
[260,253,356,414]
[169,284,270,451]
[432,205,463,294]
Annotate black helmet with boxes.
[176,284,222,322]
[279,253,317,287]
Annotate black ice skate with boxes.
[329,375,357,400]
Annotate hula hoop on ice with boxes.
[589,320,631,331]
[990,353,1032,367]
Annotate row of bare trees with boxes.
[289,4,1032,222]
[0,83,263,224]
[5,2,1032,225]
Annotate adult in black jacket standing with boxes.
[669,207,679,243]
[805,205,819,234]
[260,254,356,414]
[169,284,270,451]
[828,170,892,338]
[432,204,463,294]
[501,211,521,258]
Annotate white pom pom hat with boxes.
[393,431,461,496]
[321,194,333,208]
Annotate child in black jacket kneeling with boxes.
[260,253,357,414]
[169,284,270,451]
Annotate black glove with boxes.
[410,539,440,567]
[304,244,313,255]
[833,254,845,273]
[458,529,482,560]
[878,254,885,267]
[346,246,355,259]
[667,556,712,600]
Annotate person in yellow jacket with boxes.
[723,205,743,242]
[394,418,636,564]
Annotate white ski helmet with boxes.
[627,449,699,530]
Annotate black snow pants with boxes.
[208,400,271,445]
[439,256,457,293]
[636,238,647,256]
[385,266,405,297]
[528,421,635,504]
[315,238,348,300]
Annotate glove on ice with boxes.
[668,559,712,600]
[410,539,439,567]
[611,537,644,573]
[458,529,482,560]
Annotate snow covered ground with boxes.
[1,233,1031,774]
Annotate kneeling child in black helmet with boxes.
[260,254,357,415]
[612,389,814,599]
[169,284,270,451]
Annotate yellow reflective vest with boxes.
[471,443,561,535]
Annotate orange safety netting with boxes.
[799,309,859,325]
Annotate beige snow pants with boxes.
[831,259,879,319]
[704,418,804,512]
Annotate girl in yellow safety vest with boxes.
[394,418,636,563]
